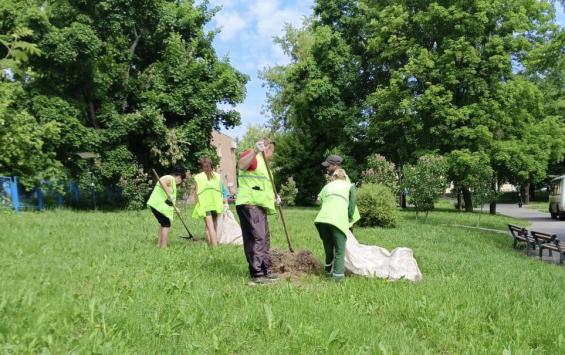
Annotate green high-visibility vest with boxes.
[236,153,276,214]
[345,175,361,226]
[315,179,352,236]
[147,175,177,220]
[192,172,224,219]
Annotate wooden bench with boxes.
[532,231,565,264]
[508,224,536,255]
[530,231,556,257]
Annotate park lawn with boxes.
[1,206,564,354]
[526,201,550,214]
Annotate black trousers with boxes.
[236,205,271,277]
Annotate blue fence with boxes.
[1,176,20,212]
[0,176,123,212]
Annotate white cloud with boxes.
[214,11,248,42]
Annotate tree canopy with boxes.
[264,0,565,205]
[0,0,247,200]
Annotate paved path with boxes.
[495,203,565,241]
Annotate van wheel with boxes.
[551,212,558,219]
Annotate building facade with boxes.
[211,130,238,195]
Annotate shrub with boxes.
[356,183,398,228]
[361,154,399,194]
[402,154,448,220]
[279,176,298,206]
[118,168,151,210]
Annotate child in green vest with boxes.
[191,156,228,247]
[147,166,187,249]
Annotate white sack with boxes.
[344,231,422,282]
[216,210,243,245]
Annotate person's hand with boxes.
[276,194,282,206]
[223,203,229,212]
[254,140,265,153]
[174,206,181,214]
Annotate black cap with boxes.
[322,155,343,167]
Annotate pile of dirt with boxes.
[271,249,321,276]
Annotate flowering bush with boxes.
[361,154,399,194]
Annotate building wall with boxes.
[211,130,238,195]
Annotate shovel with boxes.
[262,152,294,253]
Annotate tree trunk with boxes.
[489,176,497,215]
[122,26,142,111]
[489,202,496,215]
[462,188,473,212]
[529,183,535,201]
[521,183,530,205]
[400,193,407,209]
[87,100,99,129]
[457,190,462,211]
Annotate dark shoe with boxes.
[265,273,280,280]
[250,276,275,285]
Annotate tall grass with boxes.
[1,206,563,353]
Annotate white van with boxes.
[548,175,565,219]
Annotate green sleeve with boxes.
[348,184,356,220]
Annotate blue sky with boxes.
[206,1,565,139]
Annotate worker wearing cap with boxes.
[322,155,360,227]
[315,168,356,281]
[236,139,280,284]
[318,155,360,279]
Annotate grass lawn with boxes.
[1,205,564,353]
[525,201,549,214]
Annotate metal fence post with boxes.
[11,176,20,212]
[37,187,44,211]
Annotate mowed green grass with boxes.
[1,205,564,354]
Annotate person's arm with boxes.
[238,150,257,171]
[348,184,356,221]
[160,176,174,198]
[192,180,198,205]
[238,141,264,171]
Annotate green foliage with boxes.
[0,0,247,206]
[447,150,496,212]
[263,0,565,203]
[356,183,398,228]
[361,154,399,195]
[279,176,298,206]
[236,124,274,155]
[402,155,448,220]
[118,168,151,210]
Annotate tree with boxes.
[402,155,448,221]
[236,124,274,155]
[263,0,565,204]
[0,0,248,206]
[279,176,298,206]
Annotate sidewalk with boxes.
[495,203,565,241]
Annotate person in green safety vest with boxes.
[322,154,361,227]
[191,156,229,247]
[147,165,187,249]
[315,168,357,281]
[236,139,281,285]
